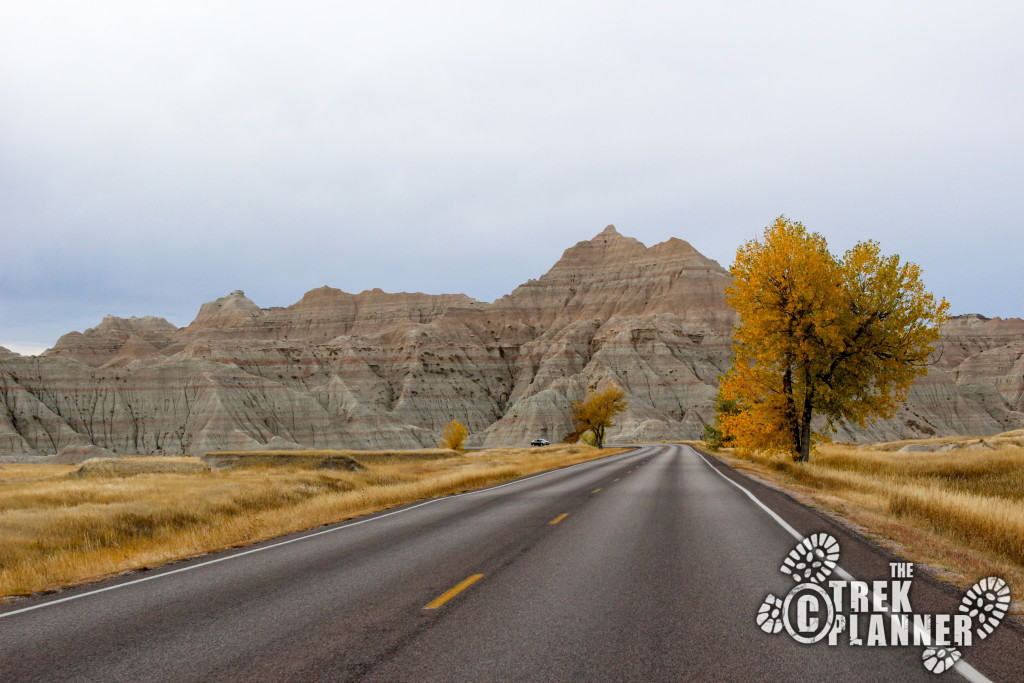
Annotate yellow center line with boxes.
[592,488,602,493]
[549,512,569,525]
[613,478,619,481]
[423,574,484,610]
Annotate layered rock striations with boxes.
[47,315,178,367]
[2,226,1022,457]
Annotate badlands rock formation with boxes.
[2,226,1022,457]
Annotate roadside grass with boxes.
[711,437,1024,613]
[0,445,624,599]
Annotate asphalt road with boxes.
[2,444,1022,682]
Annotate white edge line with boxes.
[0,446,647,620]
[687,445,993,683]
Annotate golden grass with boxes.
[714,438,1024,613]
[205,448,459,462]
[0,444,624,598]
[862,433,1024,452]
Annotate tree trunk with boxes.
[782,367,800,455]
[797,392,813,462]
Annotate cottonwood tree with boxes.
[571,383,628,448]
[439,420,468,451]
[717,217,948,462]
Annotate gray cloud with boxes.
[2,2,1022,352]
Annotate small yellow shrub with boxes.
[439,420,468,451]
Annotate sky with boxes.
[2,2,1022,355]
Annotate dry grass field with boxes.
[711,431,1024,613]
[0,444,625,599]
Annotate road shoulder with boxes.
[693,446,1024,634]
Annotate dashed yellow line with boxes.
[613,478,619,482]
[549,513,569,525]
[592,488,602,494]
[423,574,484,609]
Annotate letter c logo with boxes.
[797,594,819,631]
[783,583,835,644]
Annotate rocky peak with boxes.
[597,224,624,238]
[94,315,178,335]
[265,286,480,340]
[496,225,733,332]
[291,286,354,311]
[549,226,647,270]
[648,237,708,263]
[182,290,265,335]
[43,314,178,366]
[101,335,165,368]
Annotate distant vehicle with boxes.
[530,438,550,447]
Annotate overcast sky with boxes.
[2,2,1022,355]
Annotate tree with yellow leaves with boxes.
[717,217,948,462]
[571,383,628,448]
[439,419,468,451]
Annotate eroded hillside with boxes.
[2,226,1022,457]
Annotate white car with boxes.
[530,438,550,447]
